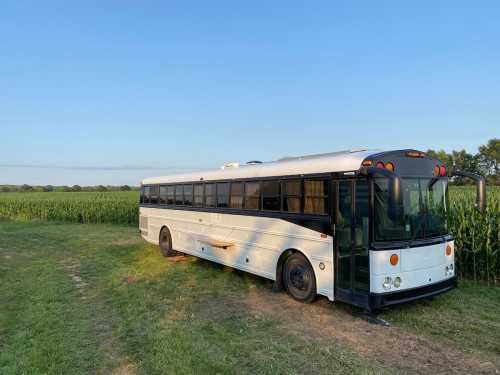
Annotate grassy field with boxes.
[1,220,499,374]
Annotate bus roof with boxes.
[141,149,387,184]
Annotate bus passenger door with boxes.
[334,179,370,308]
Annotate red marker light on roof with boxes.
[385,162,395,172]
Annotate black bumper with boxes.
[369,276,457,310]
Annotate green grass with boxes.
[0,220,382,375]
[1,220,499,374]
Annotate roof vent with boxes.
[350,148,367,153]
[221,162,240,169]
[246,160,263,165]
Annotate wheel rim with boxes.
[287,263,312,292]
[160,230,170,251]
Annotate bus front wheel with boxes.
[283,253,317,303]
[159,227,177,257]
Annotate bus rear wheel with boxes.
[283,253,317,303]
[159,227,178,257]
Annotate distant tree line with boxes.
[0,184,138,193]
[427,138,498,185]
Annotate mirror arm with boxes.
[450,170,487,212]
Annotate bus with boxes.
[139,149,486,311]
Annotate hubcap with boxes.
[289,266,309,291]
[161,232,169,248]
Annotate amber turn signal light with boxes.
[362,160,372,167]
[390,254,399,266]
[446,244,452,256]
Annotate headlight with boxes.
[383,277,392,290]
[393,276,402,288]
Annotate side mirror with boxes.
[360,166,403,221]
[451,170,487,212]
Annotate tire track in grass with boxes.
[60,258,138,375]
[225,287,500,374]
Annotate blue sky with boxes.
[1,1,498,185]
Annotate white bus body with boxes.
[139,149,465,310]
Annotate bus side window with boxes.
[175,185,184,205]
[205,183,215,207]
[230,182,243,208]
[150,185,159,204]
[144,185,151,204]
[184,185,193,206]
[193,184,204,207]
[283,180,301,213]
[304,179,328,215]
[244,182,261,210]
[166,186,175,205]
[159,186,167,204]
[217,182,230,208]
[262,180,281,211]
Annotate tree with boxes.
[0,186,11,192]
[72,185,82,192]
[43,185,54,192]
[96,185,108,192]
[450,150,481,185]
[426,149,453,171]
[21,184,33,192]
[120,185,131,191]
[478,138,499,185]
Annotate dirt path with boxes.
[60,259,138,375]
[199,283,500,374]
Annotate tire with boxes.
[283,253,317,303]
[158,227,178,257]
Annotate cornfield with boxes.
[448,186,499,284]
[0,187,498,282]
[0,191,138,225]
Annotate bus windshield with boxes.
[374,177,448,241]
